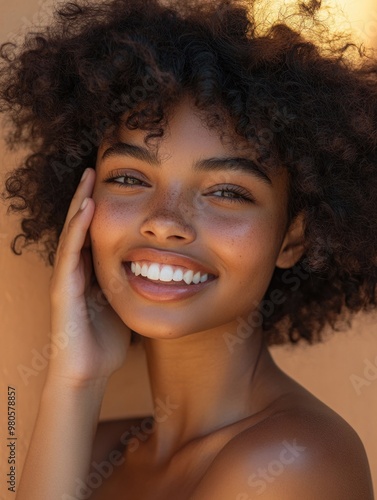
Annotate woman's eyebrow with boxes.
[101,141,272,185]
[101,142,159,165]
[195,157,272,185]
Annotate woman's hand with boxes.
[47,167,131,387]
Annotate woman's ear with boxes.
[276,212,306,269]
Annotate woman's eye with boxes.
[103,171,146,187]
[210,187,253,203]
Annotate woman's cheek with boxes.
[203,209,271,255]
[90,197,139,243]
[89,198,132,284]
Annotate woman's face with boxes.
[90,98,292,338]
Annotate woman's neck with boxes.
[137,323,278,465]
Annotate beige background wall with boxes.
[0,1,376,499]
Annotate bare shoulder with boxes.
[191,401,374,500]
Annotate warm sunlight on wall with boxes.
[257,0,377,47]
[341,0,377,45]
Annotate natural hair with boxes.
[1,0,376,345]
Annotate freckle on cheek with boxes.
[92,202,122,239]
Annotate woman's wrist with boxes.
[43,370,109,397]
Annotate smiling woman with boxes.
[0,0,376,499]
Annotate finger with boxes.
[54,197,95,280]
[63,168,96,233]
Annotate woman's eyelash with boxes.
[210,186,253,203]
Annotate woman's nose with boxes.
[139,195,197,244]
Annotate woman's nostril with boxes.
[140,217,196,242]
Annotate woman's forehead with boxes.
[100,97,277,164]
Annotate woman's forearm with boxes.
[16,375,108,500]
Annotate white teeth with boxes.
[183,270,194,284]
[134,262,142,276]
[160,265,174,282]
[147,263,160,281]
[129,261,211,285]
[192,272,201,284]
[173,268,183,281]
[141,263,149,277]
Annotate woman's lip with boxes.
[123,248,218,276]
[123,262,217,302]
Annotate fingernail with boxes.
[80,168,90,182]
[80,197,89,211]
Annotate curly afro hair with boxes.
[1,0,377,345]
